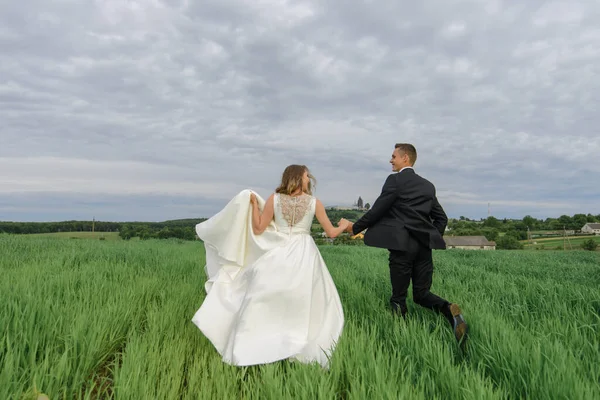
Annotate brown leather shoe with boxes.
[449,303,468,348]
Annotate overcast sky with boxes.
[1,0,599,222]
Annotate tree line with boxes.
[2,212,598,244]
[448,213,600,241]
[454,213,600,232]
[0,221,121,234]
[446,214,600,250]
[0,219,206,241]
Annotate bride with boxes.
[191,165,348,368]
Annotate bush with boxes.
[505,229,527,241]
[496,235,524,250]
[581,239,598,251]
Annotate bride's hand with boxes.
[339,218,354,233]
[250,193,258,206]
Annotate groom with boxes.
[341,143,468,345]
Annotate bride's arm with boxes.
[315,199,348,238]
[251,193,275,235]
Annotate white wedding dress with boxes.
[191,190,344,368]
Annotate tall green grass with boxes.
[1,235,599,399]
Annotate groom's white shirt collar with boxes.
[397,166,414,173]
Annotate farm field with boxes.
[522,235,600,250]
[24,231,121,240]
[1,235,599,399]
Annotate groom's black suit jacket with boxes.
[352,168,448,251]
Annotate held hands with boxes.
[338,218,354,233]
[337,218,350,230]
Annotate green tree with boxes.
[119,224,134,240]
[482,228,499,242]
[138,227,153,240]
[482,216,500,229]
[453,228,482,236]
[505,229,527,241]
[522,215,537,230]
[573,214,588,230]
[558,215,573,230]
[496,235,523,250]
[512,221,527,232]
[157,227,172,239]
[548,218,562,231]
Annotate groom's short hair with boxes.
[395,143,417,165]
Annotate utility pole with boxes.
[92,217,95,233]
[563,226,572,250]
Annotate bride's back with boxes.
[273,193,315,235]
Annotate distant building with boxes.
[581,223,600,235]
[329,206,367,211]
[444,236,496,250]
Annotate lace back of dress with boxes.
[278,194,312,229]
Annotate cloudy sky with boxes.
[1,0,599,222]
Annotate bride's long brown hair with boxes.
[275,164,316,195]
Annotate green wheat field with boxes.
[1,235,599,399]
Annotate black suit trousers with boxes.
[388,234,449,315]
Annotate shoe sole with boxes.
[449,304,469,348]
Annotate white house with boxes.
[444,236,496,250]
[581,223,600,235]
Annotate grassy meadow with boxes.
[1,234,599,399]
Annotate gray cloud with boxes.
[1,0,599,222]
